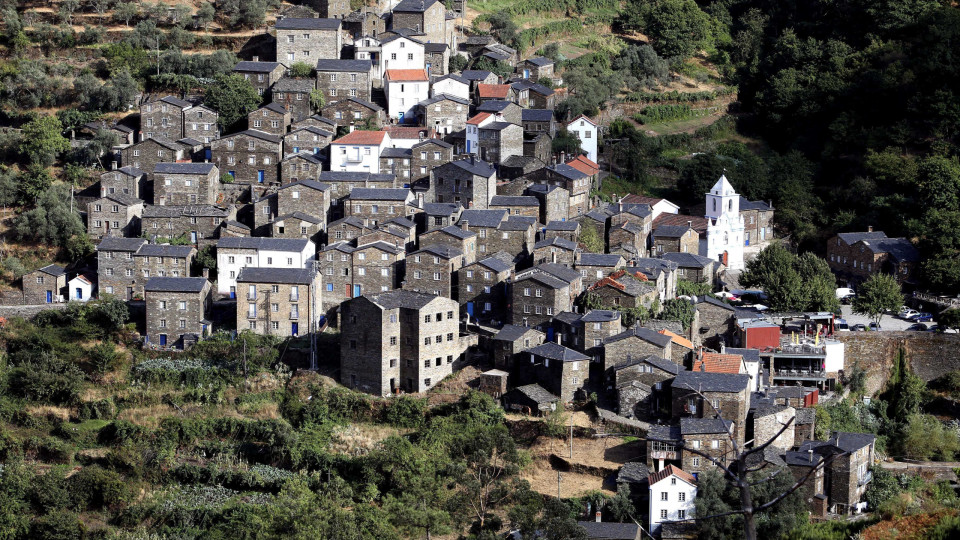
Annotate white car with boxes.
[899,309,920,320]
[836,288,855,300]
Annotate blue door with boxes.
[291,322,299,336]
[353,284,361,297]
[467,302,474,317]
[293,146,299,153]
[159,334,167,346]
[45,291,52,303]
[466,140,471,153]
[228,171,236,179]
[205,148,212,160]
[75,288,82,300]
[546,328,554,341]
[202,324,207,335]
[426,63,431,73]
[524,69,530,79]
[257,170,265,183]
[398,112,404,122]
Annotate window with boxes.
[692,457,701,467]
[424,378,431,387]
[159,319,167,328]
[424,359,431,368]
[523,287,530,296]
[711,440,719,449]
[660,510,668,519]
[424,337,431,345]
[447,333,453,341]
[678,492,686,502]
[692,440,701,449]
[390,336,397,345]
[661,492,668,501]
[677,509,686,520]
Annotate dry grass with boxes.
[116,403,177,428]
[26,405,72,422]
[328,423,408,457]
[521,458,611,497]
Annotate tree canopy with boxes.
[740,244,840,313]
[852,273,903,326]
[203,73,262,130]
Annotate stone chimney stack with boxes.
[253,55,259,62]
[461,219,469,231]
[868,225,873,233]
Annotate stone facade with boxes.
[510,264,582,330]
[695,296,736,349]
[826,229,919,286]
[418,95,470,137]
[249,104,291,136]
[492,325,545,370]
[652,226,699,255]
[100,167,146,200]
[272,78,317,122]
[679,418,735,475]
[144,277,212,349]
[96,237,147,300]
[322,98,385,129]
[23,265,67,304]
[603,327,673,374]
[280,153,323,184]
[320,241,405,310]
[134,245,196,292]
[419,226,477,264]
[210,130,283,185]
[315,59,374,104]
[275,18,342,66]
[526,184,569,225]
[458,256,513,323]
[528,164,591,218]
[671,371,751,447]
[87,195,143,240]
[740,199,774,248]
[424,43,449,77]
[429,158,497,208]
[119,138,186,178]
[233,61,286,98]
[141,205,228,245]
[236,268,321,336]
[403,245,464,299]
[340,290,463,396]
[140,96,191,141]
[391,0,448,46]
[154,163,220,206]
[254,180,331,234]
[183,105,218,144]
[411,139,454,187]
[345,188,415,228]
[283,126,333,157]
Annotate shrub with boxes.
[382,396,427,428]
[69,465,129,510]
[30,510,84,540]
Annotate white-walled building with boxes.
[648,465,697,536]
[704,175,746,270]
[354,35,383,81]
[385,69,429,122]
[566,114,598,163]
[431,74,471,101]
[465,112,494,155]
[68,273,96,302]
[329,130,392,172]
[216,237,316,296]
[381,35,425,72]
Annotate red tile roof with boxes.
[587,269,649,292]
[467,112,492,125]
[568,114,597,126]
[648,464,696,486]
[478,83,511,98]
[382,126,435,139]
[386,69,429,81]
[623,194,664,206]
[334,130,387,145]
[653,213,709,235]
[566,155,599,176]
[693,351,745,374]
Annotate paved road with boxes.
[838,305,926,331]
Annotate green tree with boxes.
[739,244,805,312]
[659,298,695,330]
[644,0,713,59]
[447,423,525,530]
[852,273,903,326]
[195,2,216,30]
[449,54,469,73]
[552,128,582,156]
[113,2,139,26]
[677,279,712,296]
[203,73,262,130]
[289,62,314,78]
[17,165,53,206]
[2,256,25,280]
[19,116,70,167]
[309,89,326,113]
[937,308,960,332]
[579,222,604,253]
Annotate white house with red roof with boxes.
[385,69,429,122]
[648,464,697,536]
[566,115,598,163]
[329,130,392,172]
[465,112,494,155]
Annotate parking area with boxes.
[838,305,926,331]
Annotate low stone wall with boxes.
[835,332,960,396]
[0,302,71,319]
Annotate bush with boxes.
[30,509,84,540]
[8,352,85,405]
[288,62,314,78]
[69,465,129,510]
[382,396,427,428]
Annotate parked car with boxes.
[914,312,934,322]
[852,324,867,331]
[906,323,928,331]
[869,322,882,331]
[836,319,850,332]
[836,288,856,303]
[929,325,959,334]
[715,291,740,301]
[899,309,920,320]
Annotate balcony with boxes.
[345,153,363,163]
[858,470,873,487]
[774,369,827,381]
[650,449,678,461]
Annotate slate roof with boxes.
[795,407,816,425]
[97,237,147,252]
[461,69,494,81]
[216,237,310,251]
[554,311,583,325]
[537,262,582,283]
[481,121,514,132]
[521,109,555,123]
[477,100,515,113]
[653,224,692,238]
[234,61,282,72]
[423,202,461,216]
[512,383,559,404]
[420,93,470,106]
[605,325,673,347]
[576,522,641,540]
[449,158,496,177]
[528,342,590,362]
[475,256,513,273]
[107,166,145,178]
[545,220,579,231]
[863,237,920,262]
[696,294,736,312]
[680,417,733,435]
[36,264,66,277]
[837,230,888,245]
[547,162,588,181]
[97,193,142,206]
[328,216,368,229]
[271,212,323,225]
[578,253,623,267]
[135,244,195,258]
[157,95,192,108]
[177,137,203,147]
[342,97,383,111]
[275,17,341,30]
[434,73,470,85]
[581,310,621,323]
[414,244,463,259]
[380,147,412,159]
[459,208,507,228]
[273,78,317,93]
[237,267,316,284]
[784,450,824,467]
[370,288,442,309]
[493,324,541,342]
[616,462,651,485]
[827,432,876,453]
[424,43,448,53]
[283,152,324,164]
[661,252,714,268]
[490,196,540,208]
[319,171,396,183]
[144,276,207,293]
[535,236,579,251]
[739,197,772,211]
[429,225,475,240]
[511,79,555,96]
[412,138,453,149]
[153,162,215,175]
[142,205,229,218]
[524,56,553,67]
[648,424,682,442]
[393,0,440,12]
[672,370,750,393]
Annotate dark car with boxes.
[869,322,882,331]
[915,312,934,322]
[906,323,928,331]
[852,324,867,331]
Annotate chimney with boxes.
[720,342,725,353]
[555,333,561,344]
[461,219,468,231]
[202,268,210,279]
[595,511,601,523]
[470,155,475,165]
[808,448,813,463]
[204,159,209,163]
[253,55,259,62]
[867,225,873,233]
[687,220,692,229]
[111,160,118,170]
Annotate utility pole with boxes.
[557,471,562,499]
[569,422,573,459]
[156,36,161,77]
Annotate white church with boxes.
[704,175,746,271]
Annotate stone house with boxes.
[533,237,580,266]
[786,450,828,518]
[292,113,338,133]
[461,69,499,88]
[660,329,695,367]
[671,370,751,447]
[340,289,463,395]
[801,432,876,515]
[303,0,350,19]
[268,213,323,241]
[134,244,196,288]
[254,179,331,234]
[345,187,415,227]
[119,138,186,178]
[477,100,523,125]
[502,384,558,415]
[556,310,624,368]
[315,59,374,104]
[319,240,404,310]
[411,138,454,188]
[233,60,286,98]
[326,215,370,243]
[280,152,323,184]
[751,405,797,452]
[576,253,626,288]
[459,254,513,323]
[523,133,552,164]
[417,202,462,234]
[740,198,774,248]
[182,105,218,144]
[87,194,143,240]
[403,245,464,299]
[615,355,680,419]
[458,209,536,262]
[526,184,569,225]
[358,219,416,250]
[543,220,579,243]
[236,267,320,336]
[476,83,514,104]
[100,167,146,200]
[391,0,450,47]
[140,96,192,141]
[603,325,673,375]
[141,205,229,245]
[272,77,317,121]
[419,225,478,264]
[528,163,591,218]
[588,270,659,311]
[248,103,291,136]
[80,120,135,145]
[283,126,334,157]
[633,258,680,306]
[429,157,498,208]
[144,277,212,349]
[23,264,67,304]
[322,97,386,129]
[652,225,700,255]
[661,252,717,285]
[825,228,919,287]
[424,43,449,77]
[216,237,316,296]
[97,237,146,300]
[153,162,219,206]
[379,147,412,183]
[510,263,582,330]
[500,156,543,182]
[679,417,735,475]
[609,222,647,258]
[489,195,540,218]
[275,17,342,66]
[478,122,523,164]
[526,83,556,110]
[518,56,554,80]
[521,108,556,137]
[492,324,544,370]
[211,130,283,185]
[417,94,470,137]
[520,342,590,402]
[694,295,736,349]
